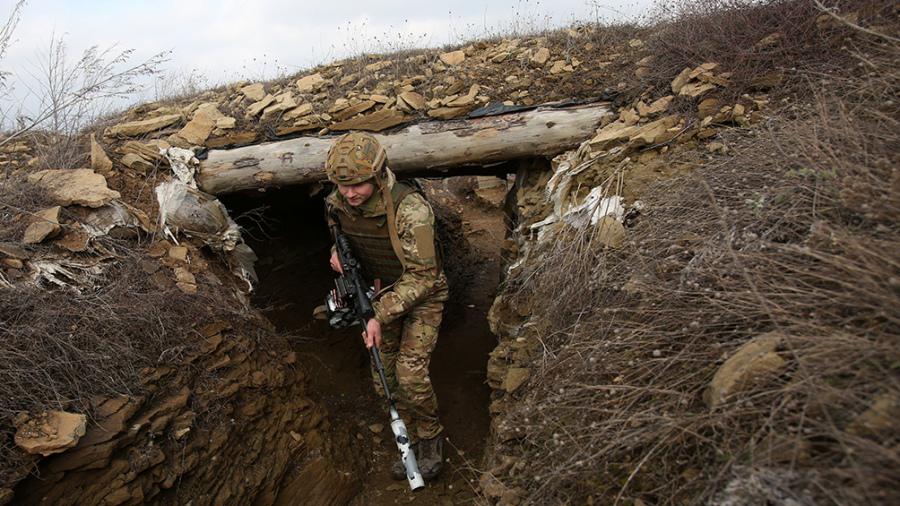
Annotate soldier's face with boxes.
[338,181,375,207]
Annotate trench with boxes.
[222,175,508,504]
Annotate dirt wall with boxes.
[11,317,360,506]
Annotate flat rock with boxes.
[215,117,236,129]
[629,115,680,147]
[276,122,323,136]
[284,103,314,121]
[27,169,120,208]
[119,139,167,162]
[54,227,91,252]
[23,206,61,244]
[549,60,571,74]
[637,95,673,117]
[439,50,466,66]
[398,91,425,111]
[364,60,391,72]
[175,266,197,294]
[15,411,87,456]
[446,86,479,107]
[750,71,783,90]
[1,258,23,269]
[427,106,471,120]
[491,52,510,63]
[168,245,188,262]
[847,392,900,436]
[261,92,299,119]
[121,153,154,173]
[590,121,638,151]
[0,242,31,259]
[328,98,350,114]
[689,62,719,80]
[175,102,225,145]
[670,67,693,94]
[698,98,721,119]
[247,94,276,117]
[619,108,640,126]
[296,72,327,93]
[595,216,626,248]
[679,82,716,97]
[330,108,409,132]
[206,130,258,149]
[704,331,786,407]
[90,134,113,173]
[531,47,550,66]
[239,83,266,101]
[106,114,181,137]
[331,100,375,122]
[503,367,530,393]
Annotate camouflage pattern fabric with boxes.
[326,167,449,440]
[370,190,448,324]
[325,132,386,185]
[373,288,448,440]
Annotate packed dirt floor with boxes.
[223,176,507,504]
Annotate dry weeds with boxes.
[494,8,899,504]
[0,240,253,488]
[0,175,56,242]
[641,0,898,101]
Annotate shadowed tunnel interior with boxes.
[221,175,506,502]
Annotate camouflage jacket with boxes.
[325,169,448,325]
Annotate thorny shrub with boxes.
[492,6,899,506]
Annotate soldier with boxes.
[324,132,449,480]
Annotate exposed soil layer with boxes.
[223,176,505,504]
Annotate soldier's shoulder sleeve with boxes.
[324,189,342,209]
[324,190,340,226]
[395,193,437,266]
[396,192,433,228]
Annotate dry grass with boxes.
[640,0,898,100]
[0,237,252,488]
[490,8,899,504]
[0,175,56,242]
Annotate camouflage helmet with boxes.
[325,132,387,185]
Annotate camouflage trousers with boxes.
[371,289,448,441]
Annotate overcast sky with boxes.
[1,0,652,118]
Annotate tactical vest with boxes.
[335,182,418,287]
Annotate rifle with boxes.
[324,219,425,491]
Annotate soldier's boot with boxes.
[417,435,444,480]
[391,442,417,481]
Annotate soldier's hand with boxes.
[363,318,382,349]
[330,250,343,274]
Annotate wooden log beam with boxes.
[198,103,611,195]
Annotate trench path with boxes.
[233,179,504,504]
